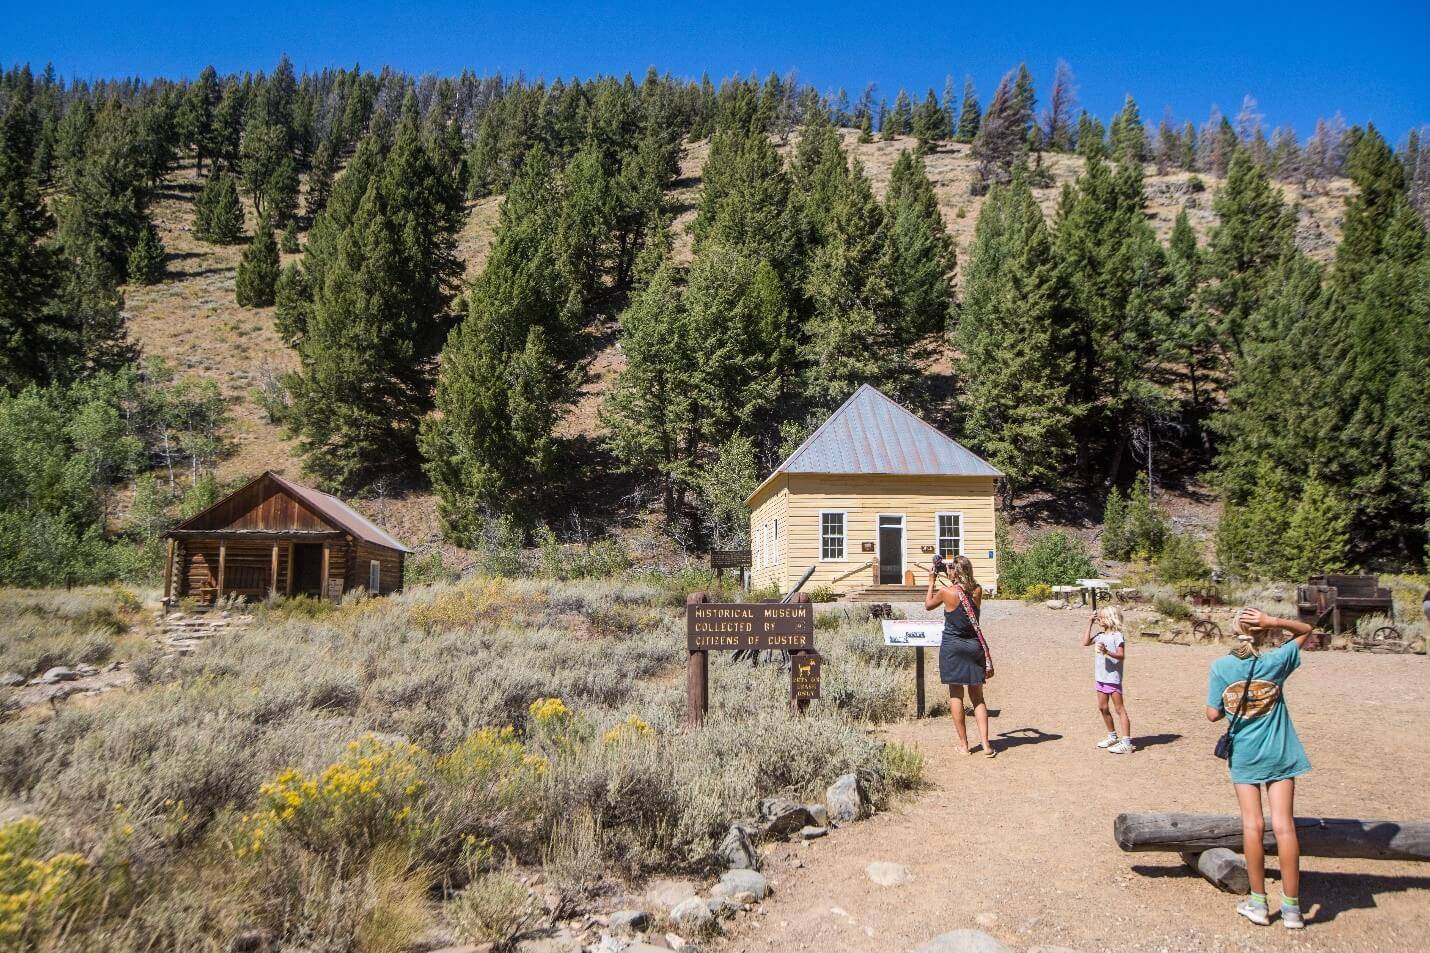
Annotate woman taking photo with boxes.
[925,555,996,757]
[1205,607,1314,930]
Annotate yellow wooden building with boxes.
[747,385,1002,599]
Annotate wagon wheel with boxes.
[1192,619,1221,644]
[1370,625,1407,654]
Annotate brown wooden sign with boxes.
[790,651,821,700]
[686,603,814,651]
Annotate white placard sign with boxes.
[881,619,943,647]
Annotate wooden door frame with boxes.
[876,513,906,585]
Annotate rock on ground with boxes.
[711,869,769,901]
[608,910,651,933]
[914,929,1013,953]
[668,896,714,932]
[645,878,699,912]
[0,672,25,688]
[825,774,865,822]
[800,826,827,840]
[758,797,817,839]
[865,861,911,886]
[718,823,759,869]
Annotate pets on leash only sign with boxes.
[880,619,943,647]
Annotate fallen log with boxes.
[1115,813,1430,861]
[1179,848,1250,894]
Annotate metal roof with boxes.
[747,385,1002,504]
[267,472,413,553]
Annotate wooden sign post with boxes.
[685,593,815,726]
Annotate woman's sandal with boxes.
[983,744,998,758]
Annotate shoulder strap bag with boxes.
[1214,660,1256,761]
[955,586,994,678]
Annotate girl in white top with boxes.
[1082,606,1133,754]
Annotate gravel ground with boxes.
[717,601,1430,953]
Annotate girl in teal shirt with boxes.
[1205,607,1314,930]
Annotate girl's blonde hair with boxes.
[1096,605,1124,632]
[1231,608,1267,659]
[951,555,976,591]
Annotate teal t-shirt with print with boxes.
[1206,640,1311,785]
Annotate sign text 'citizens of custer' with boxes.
[686,603,815,650]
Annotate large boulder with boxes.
[645,878,699,912]
[39,666,77,684]
[608,910,651,933]
[914,930,1013,953]
[825,774,866,823]
[0,672,25,688]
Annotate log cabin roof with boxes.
[168,471,412,552]
[746,384,1002,505]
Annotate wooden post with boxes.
[285,541,294,596]
[270,543,279,598]
[915,646,926,718]
[163,538,175,605]
[686,592,710,727]
[320,543,331,602]
[216,541,226,600]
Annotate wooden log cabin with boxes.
[163,471,411,605]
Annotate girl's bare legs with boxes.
[967,684,992,753]
[1110,691,1131,739]
[1097,691,1115,733]
[948,685,970,752]
[1267,779,1300,901]
[1235,783,1268,895]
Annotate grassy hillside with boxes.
[118,134,1356,563]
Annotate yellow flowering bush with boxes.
[602,715,653,746]
[241,735,433,857]
[0,818,92,946]
[437,727,548,830]
[528,697,569,725]
[409,578,512,632]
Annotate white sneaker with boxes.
[1237,899,1271,926]
[1108,739,1135,754]
[1096,733,1120,749]
[1281,905,1304,930]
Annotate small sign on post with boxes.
[790,651,821,701]
[880,619,944,718]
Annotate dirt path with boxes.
[719,602,1430,953]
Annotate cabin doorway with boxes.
[877,515,905,584]
[292,544,324,596]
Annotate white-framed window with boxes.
[936,512,963,558]
[369,559,382,594]
[757,523,767,569]
[820,511,846,561]
[771,518,779,566]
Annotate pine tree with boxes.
[235,217,279,307]
[193,170,244,244]
[890,90,912,137]
[280,220,299,253]
[1201,151,1296,356]
[956,171,1076,501]
[1041,60,1077,151]
[973,71,1026,188]
[1283,479,1352,578]
[178,65,219,174]
[1012,64,1036,134]
[857,109,873,143]
[1101,488,1130,560]
[306,136,337,218]
[126,221,165,285]
[877,99,893,141]
[911,89,945,154]
[880,150,956,351]
[1108,94,1146,163]
[1076,111,1106,159]
[955,76,981,143]
[1162,210,1218,440]
[55,103,152,284]
[273,261,310,344]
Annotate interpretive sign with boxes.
[881,619,943,647]
[790,651,821,700]
[686,603,814,651]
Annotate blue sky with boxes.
[8,1,1428,141]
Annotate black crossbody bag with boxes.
[1214,660,1256,761]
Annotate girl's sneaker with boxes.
[1108,739,1135,754]
[1281,904,1304,929]
[1237,898,1271,926]
[1096,733,1120,748]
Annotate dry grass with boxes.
[0,578,915,951]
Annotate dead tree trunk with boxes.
[1115,813,1430,861]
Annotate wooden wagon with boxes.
[1296,573,1405,652]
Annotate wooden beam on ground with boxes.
[1115,813,1430,861]
[1180,849,1250,894]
